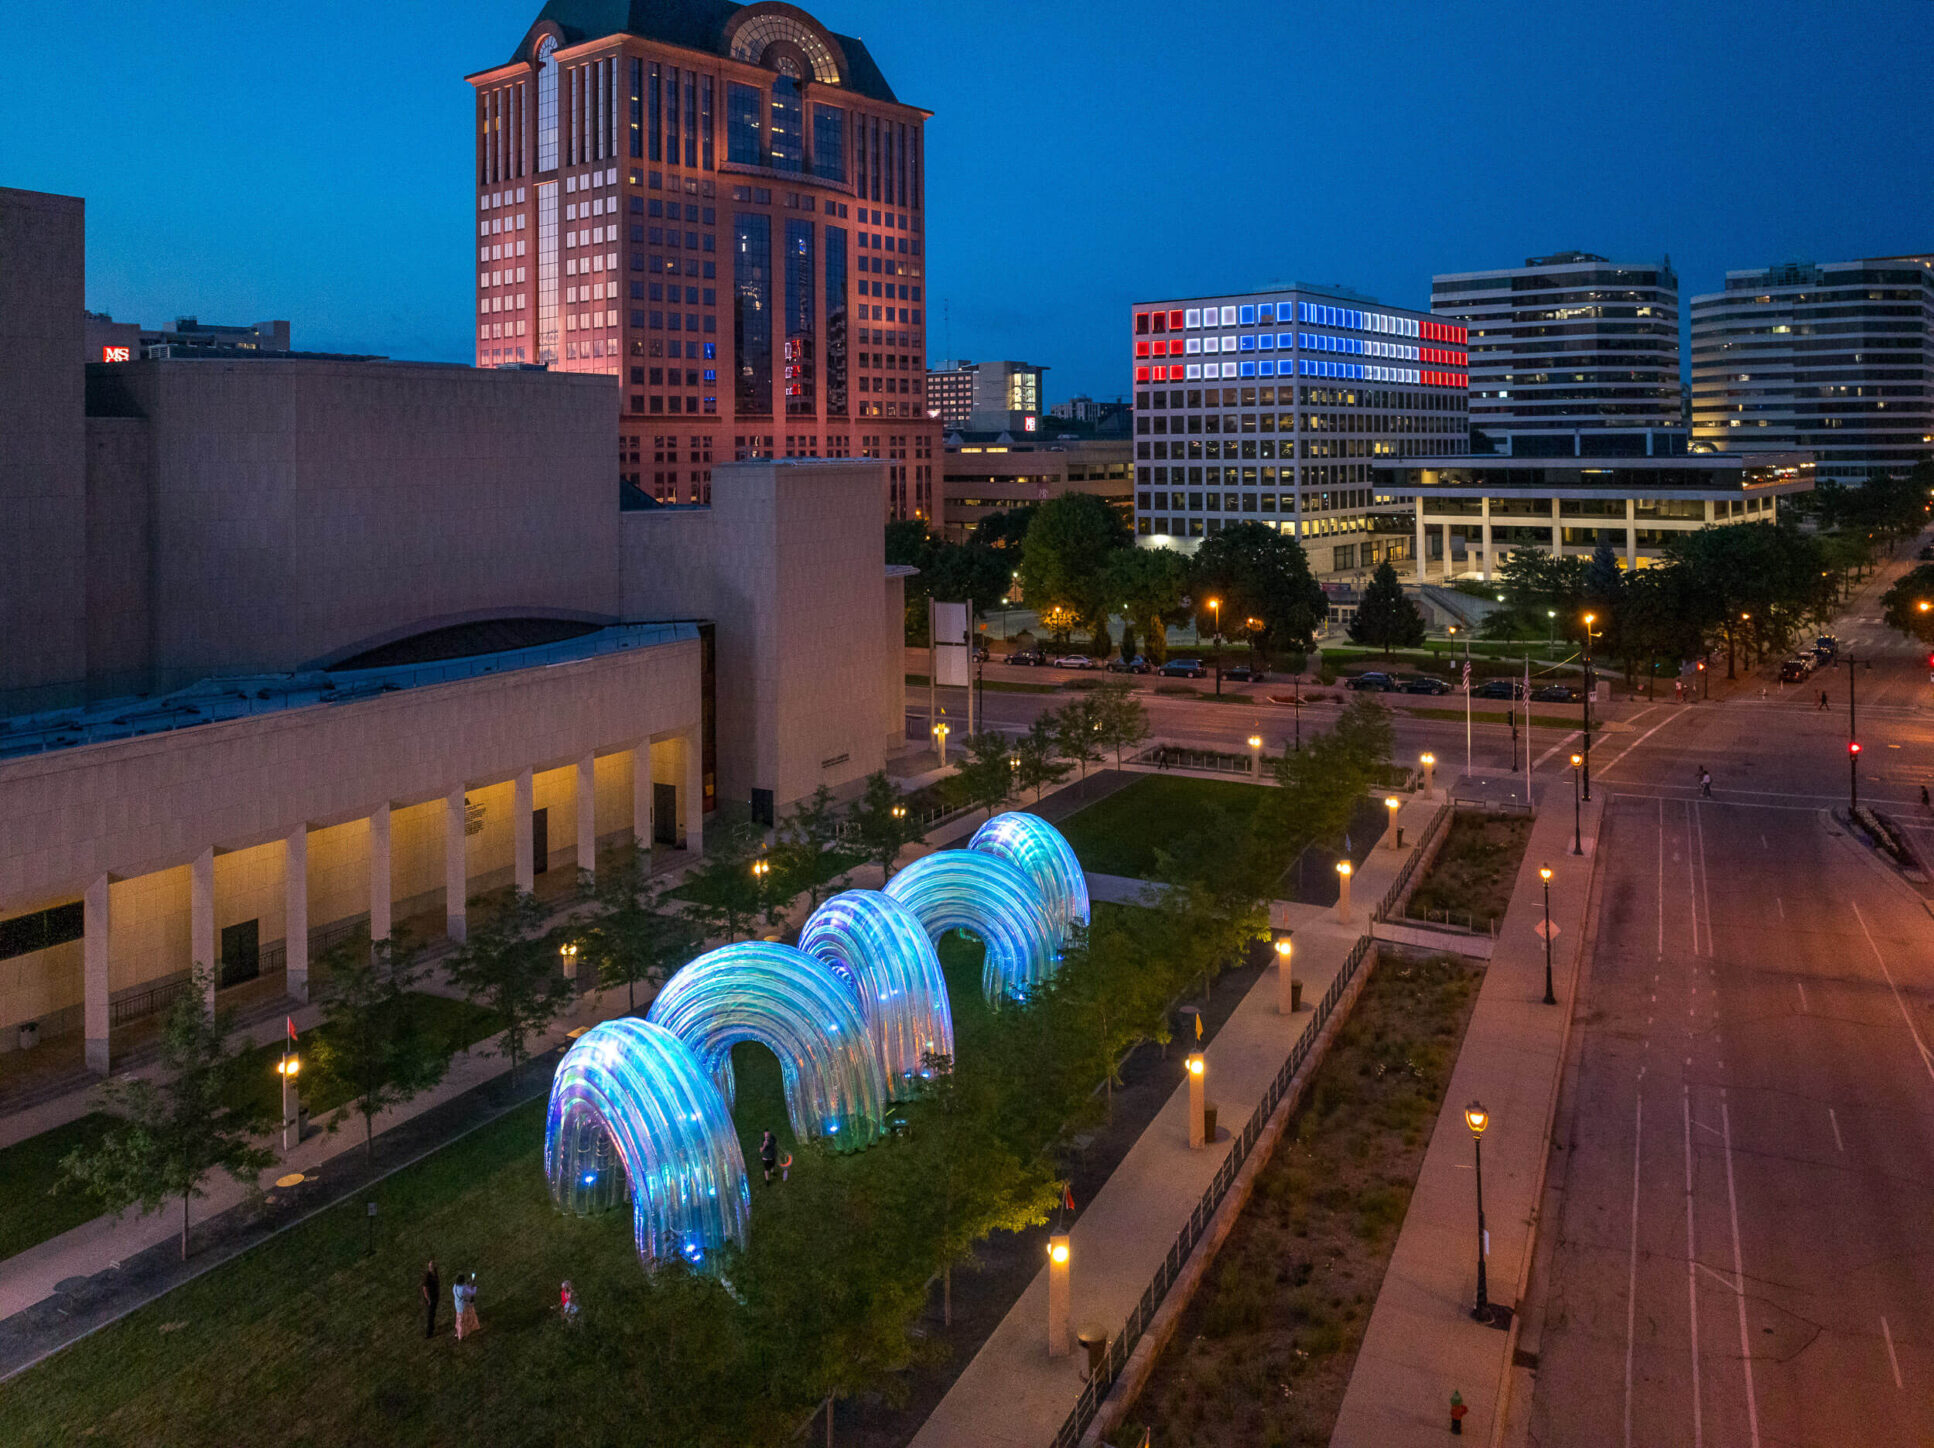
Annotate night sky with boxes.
[11,0,1930,401]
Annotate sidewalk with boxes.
[1329,786,1604,1446]
[908,796,1435,1448]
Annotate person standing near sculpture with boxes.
[421,1259,440,1339]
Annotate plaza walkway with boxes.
[1329,786,1603,1446]
[908,795,1438,1448]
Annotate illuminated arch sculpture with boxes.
[797,889,955,1095]
[544,1018,749,1267]
[647,942,889,1149]
[884,849,1061,1005]
[969,812,1091,944]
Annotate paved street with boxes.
[1526,572,1934,1447]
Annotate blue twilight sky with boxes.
[7,0,1930,402]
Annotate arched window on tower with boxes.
[536,35,559,172]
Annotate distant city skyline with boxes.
[8,0,1930,402]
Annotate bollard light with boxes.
[1335,858,1353,923]
[1386,796,1402,848]
[1047,1232,1072,1357]
[1274,934,1299,1015]
[559,940,580,980]
[1421,752,1436,797]
[1186,1051,1208,1148]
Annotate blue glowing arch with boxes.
[884,849,1060,1005]
[796,889,956,1095]
[544,1018,750,1267]
[646,942,889,1149]
[969,812,1091,945]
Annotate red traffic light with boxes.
[1926,651,1934,667]
[1849,741,1862,756]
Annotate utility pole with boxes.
[1581,613,1597,802]
[1849,652,1860,811]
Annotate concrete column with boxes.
[284,827,309,1004]
[83,875,110,1074]
[682,733,704,856]
[1625,498,1638,571]
[369,803,392,943]
[514,767,535,893]
[444,788,468,944]
[1413,499,1425,583]
[1440,522,1453,580]
[576,752,597,881]
[632,744,654,850]
[1551,497,1562,555]
[1480,497,1493,579]
[191,846,215,1010]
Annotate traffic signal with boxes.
[1850,740,1862,756]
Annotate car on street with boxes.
[1053,654,1098,670]
[1106,655,1151,674]
[1531,683,1578,703]
[1345,671,1400,692]
[972,643,989,662]
[1779,658,1811,683]
[1474,678,1525,700]
[1401,675,1452,695]
[1007,648,1045,666]
[1158,658,1207,678]
[1919,545,1934,561]
[1224,664,1267,683]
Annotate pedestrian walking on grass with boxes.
[760,1129,778,1184]
[421,1259,440,1339]
[455,1273,480,1340]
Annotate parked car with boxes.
[1779,658,1811,683]
[1810,644,1836,666]
[1007,648,1045,666]
[1401,675,1452,695]
[1106,654,1151,674]
[1345,671,1400,692]
[972,643,990,662]
[1531,683,1578,703]
[1159,658,1207,679]
[1053,654,1098,670]
[1474,678,1525,700]
[1224,663,1267,683]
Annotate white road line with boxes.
[1720,1093,1764,1448]
[1657,798,1666,961]
[1625,1080,1644,1448]
[1596,707,1684,778]
[1796,980,1808,1012]
[1694,803,1714,960]
[1777,897,1785,921]
[1534,731,1583,770]
[1851,901,1934,1089]
[1684,1086,1704,1448]
[1883,1315,1904,1390]
[1829,1107,1845,1152]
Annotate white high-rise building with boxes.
[1690,255,1934,486]
[1431,252,1682,458]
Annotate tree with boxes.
[1103,545,1191,664]
[1051,694,1106,779]
[576,841,702,1011]
[307,931,451,1158]
[1881,564,1934,645]
[1019,492,1131,654]
[1091,680,1151,768]
[851,771,925,881]
[1485,548,1590,644]
[58,966,275,1259]
[1013,713,1071,802]
[954,731,1018,822]
[771,785,860,914]
[1347,560,1426,657]
[443,890,572,1088]
[976,505,1037,553]
[680,821,776,942]
[1263,695,1396,870]
[1189,521,1327,660]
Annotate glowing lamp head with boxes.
[1584,612,1595,626]
[1464,1101,1489,1138]
[1336,860,1352,879]
[1248,735,1263,749]
[1539,866,1553,882]
[891,804,906,820]
[278,1056,300,1078]
[1920,601,1931,614]
[1570,753,1583,769]
[1274,937,1293,959]
[1386,796,1400,813]
[1420,752,1435,767]
[1049,1240,1069,1264]
[1186,1053,1205,1077]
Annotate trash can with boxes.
[1203,1102,1219,1143]
[17,1021,38,1051]
[1076,1324,1108,1378]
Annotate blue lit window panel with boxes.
[1238,305,1256,326]
[1258,334,1274,350]
[1240,361,1256,377]
[1258,360,1275,376]
[1297,302,1307,323]
[1258,303,1275,323]
[1238,335,1255,351]
[1280,332,1293,349]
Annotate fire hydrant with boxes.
[1450,1390,1467,1435]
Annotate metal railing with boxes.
[1374,803,1451,923]
[1134,744,1259,776]
[1049,933,1376,1448]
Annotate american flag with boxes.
[1462,661,1472,692]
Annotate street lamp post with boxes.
[1465,1102,1491,1323]
[276,1051,303,1154]
[1386,795,1403,850]
[1546,609,1556,660]
[1208,598,1223,697]
[1581,612,1597,802]
[1335,859,1353,923]
[1248,734,1264,778]
[1848,652,1860,811]
[1539,866,1556,1005]
[1570,753,1584,856]
[1421,752,1436,798]
[559,940,579,982]
[1274,935,1299,1014]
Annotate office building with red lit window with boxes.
[467,1,940,519]
[1130,286,1468,577]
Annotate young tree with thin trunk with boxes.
[1051,695,1106,779]
[851,771,926,882]
[308,931,451,1158]
[1092,680,1151,768]
[1014,713,1071,802]
[771,785,860,913]
[443,890,571,1088]
[576,842,701,1011]
[955,731,1018,822]
[58,966,275,1260]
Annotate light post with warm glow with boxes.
[1386,796,1402,850]
[1186,1051,1208,1148]
[1248,734,1264,777]
[1421,752,1436,798]
[1207,597,1223,696]
[1569,754,1584,855]
[559,939,579,981]
[277,1051,303,1153]
[1539,866,1555,1005]
[1581,612,1597,801]
[1047,1234,1071,1357]
[1466,1102,1492,1323]
[1335,859,1353,923]
[1275,934,1299,1014]
[932,720,950,767]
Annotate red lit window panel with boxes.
[1152,313,1167,333]
[1135,366,1151,382]
[1136,341,1151,357]
[1135,313,1150,335]
[1168,310,1184,329]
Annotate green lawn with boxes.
[1055,775,1270,879]
[0,1113,118,1260]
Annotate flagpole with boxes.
[1463,633,1472,781]
[1524,652,1532,804]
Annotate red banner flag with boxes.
[287,1015,298,1043]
